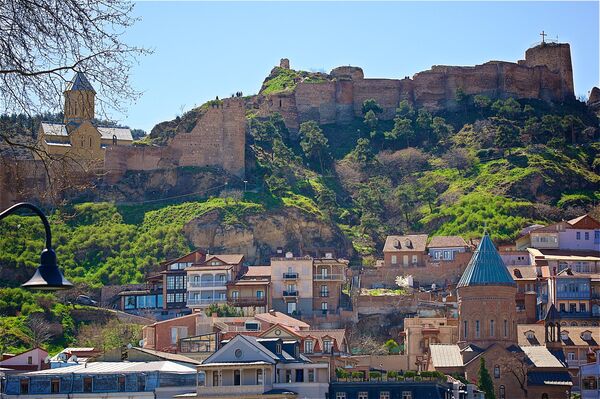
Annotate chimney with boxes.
[269,309,276,315]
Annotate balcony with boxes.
[189,280,229,288]
[283,272,299,280]
[283,290,298,298]
[557,291,591,300]
[557,311,592,319]
[537,294,548,304]
[198,385,265,396]
[314,274,344,281]
[228,296,267,307]
[187,298,227,306]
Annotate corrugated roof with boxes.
[244,266,271,277]
[254,311,309,330]
[97,126,133,141]
[17,361,195,376]
[132,348,202,365]
[457,234,516,288]
[527,371,572,386]
[520,346,566,368]
[383,234,428,252]
[429,344,464,367]
[428,236,468,248]
[66,72,96,93]
[41,122,68,137]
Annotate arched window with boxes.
[499,385,505,399]
[89,137,92,147]
[494,365,500,379]
[113,134,118,146]
[541,394,548,399]
[463,320,468,339]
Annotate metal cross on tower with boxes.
[540,30,547,43]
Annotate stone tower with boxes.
[457,233,517,348]
[63,72,96,126]
[524,42,574,100]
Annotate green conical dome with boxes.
[457,233,516,287]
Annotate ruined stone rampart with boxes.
[105,98,246,181]
[261,43,575,131]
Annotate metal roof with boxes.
[17,361,195,376]
[97,126,133,141]
[66,72,96,93]
[457,234,516,287]
[527,371,573,386]
[428,344,464,367]
[520,346,566,368]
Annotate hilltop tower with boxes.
[457,233,517,348]
[524,42,574,100]
[63,72,96,126]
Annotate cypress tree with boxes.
[478,357,496,399]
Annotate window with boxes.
[443,250,451,260]
[321,285,329,297]
[499,385,505,399]
[403,255,409,266]
[20,379,29,394]
[402,392,412,399]
[576,232,581,240]
[213,371,219,386]
[305,340,314,354]
[412,255,418,264]
[167,293,175,303]
[542,394,548,399]
[585,232,590,240]
[567,352,575,361]
[475,320,480,338]
[336,393,347,399]
[83,377,93,393]
[503,320,508,337]
[287,301,297,314]
[234,370,241,386]
[256,369,263,385]
[308,369,315,382]
[171,326,188,344]
[494,365,500,378]
[321,302,328,312]
[391,255,397,265]
[118,376,126,391]
[245,322,260,331]
[380,392,390,399]
[324,339,333,353]
[580,303,586,312]
[231,291,239,299]
[285,370,292,383]
[27,356,32,365]
[276,343,282,354]
[358,392,369,399]
[256,290,264,299]
[490,320,495,337]
[463,320,468,339]
[569,303,577,313]
[560,303,566,312]
[525,330,535,339]
[51,379,60,393]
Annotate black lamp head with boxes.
[21,248,73,290]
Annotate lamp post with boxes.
[0,202,72,290]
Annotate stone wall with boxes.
[105,97,246,181]
[264,43,574,131]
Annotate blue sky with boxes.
[120,1,599,132]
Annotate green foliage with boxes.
[478,357,497,399]
[261,67,301,94]
[368,371,382,380]
[362,99,383,115]
[299,120,330,172]
[384,339,400,354]
[206,303,242,317]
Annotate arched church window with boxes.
[499,385,505,399]
[113,134,117,146]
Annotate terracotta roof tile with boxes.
[384,234,428,252]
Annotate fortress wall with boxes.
[353,79,401,119]
[256,93,299,131]
[295,81,337,124]
[334,80,354,124]
[105,98,246,181]
[525,43,574,98]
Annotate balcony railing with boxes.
[557,292,591,299]
[283,290,298,297]
[198,385,265,396]
[189,280,229,288]
[228,297,267,306]
[313,274,344,281]
[283,272,299,279]
[187,298,227,306]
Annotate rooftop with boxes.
[16,361,195,376]
[428,236,468,248]
[66,72,96,92]
[457,234,516,288]
[384,234,428,252]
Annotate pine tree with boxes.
[478,357,497,399]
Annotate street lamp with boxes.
[0,202,73,290]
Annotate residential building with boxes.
[401,317,459,371]
[3,361,196,399]
[428,233,573,399]
[186,254,245,311]
[383,234,428,268]
[194,334,330,399]
[270,253,314,317]
[115,249,205,319]
[329,380,457,399]
[428,236,469,261]
[517,321,600,391]
[0,348,48,372]
[516,214,600,252]
[508,266,540,323]
[543,268,599,325]
[49,348,102,369]
[227,265,271,315]
[580,350,600,399]
[36,72,133,163]
[311,257,348,322]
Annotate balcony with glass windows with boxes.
[283,272,299,280]
[556,291,591,300]
[228,296,267,307]
[313,273,344,281]
[283,290,298,298]
[187,296,227,307]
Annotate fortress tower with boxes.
[524,42,575,99]
[63,72,96,126]
[457,233,518,348]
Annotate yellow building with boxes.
[37,72,132,164]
